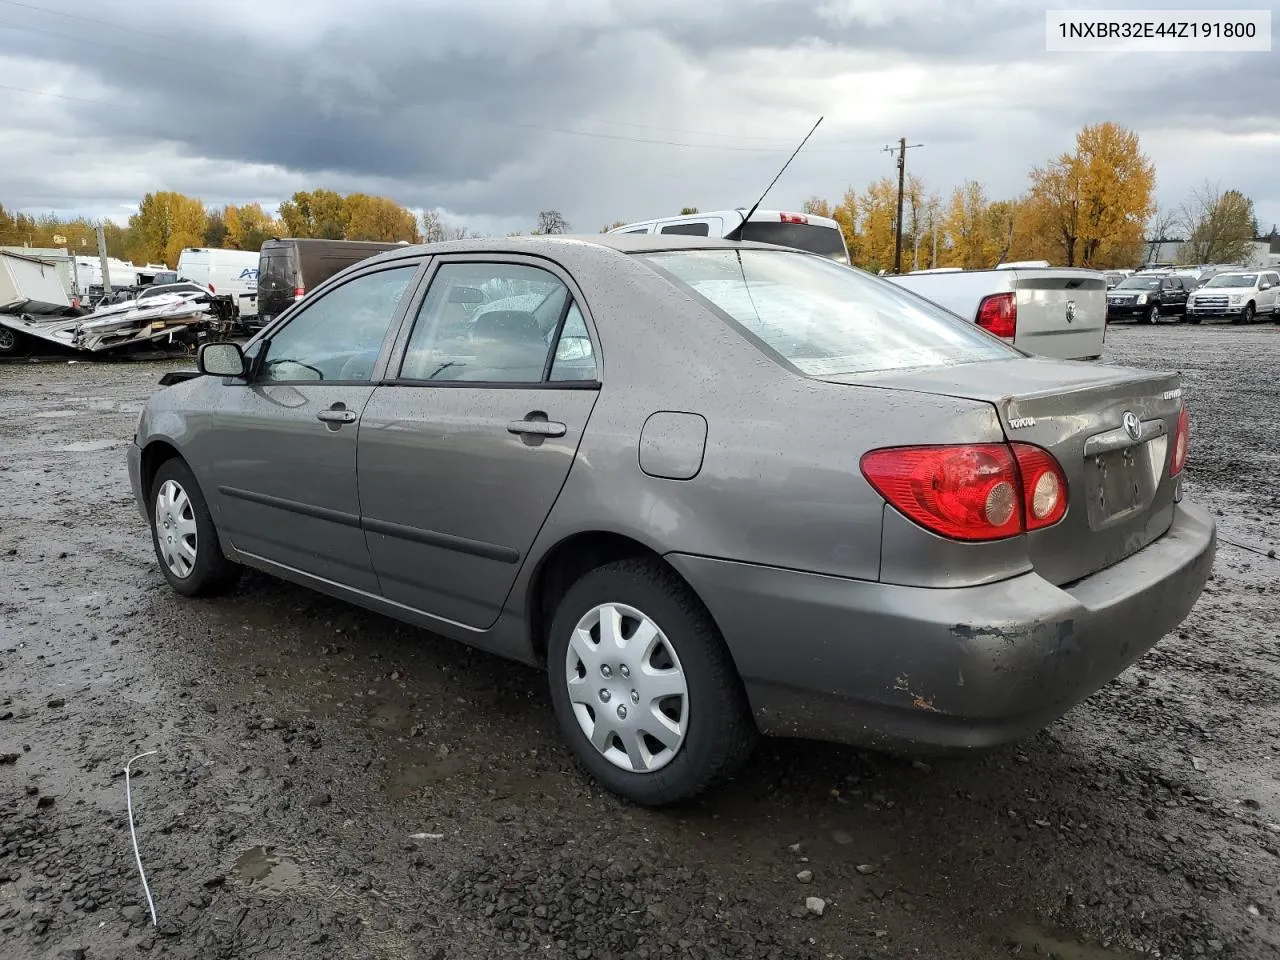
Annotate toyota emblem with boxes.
[1122,411,1141,441]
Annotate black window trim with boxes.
[381,253,603,391]
[243,259,428,387]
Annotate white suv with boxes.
[1185,271,1279,324]
[609,209,850,265]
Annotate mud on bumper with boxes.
[667,502,1216,753]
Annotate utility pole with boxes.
[95,223,112,296]
[881,137,922,274]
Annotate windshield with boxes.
[738,221,850,264]
[1203,274,1257,288]
[640,249,1019,376]
[1116,277,1161,290]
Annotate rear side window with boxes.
[660,222,711,236]
[738,221,848,263]
[641,249,1017,376]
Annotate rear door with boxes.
[1009,269,1106,360]
[357,256,602,629]
[256,243,298,323]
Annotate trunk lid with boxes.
[1007,269,1107,360]
[826,357,1184,585]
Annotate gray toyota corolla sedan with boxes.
[128,235,1216,805]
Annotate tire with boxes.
[1238,303,1255,325]
[148,458,240,597]
[1141,304,1159,324]
[0,327,26,357]
[546,558,757,806]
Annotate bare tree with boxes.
[1144,206,1179,265]
[801,196,832,217]
[421,208,476,243]
[534,210,569,235]
[1177,181,1256,264]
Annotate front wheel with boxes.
[149,458,240,597]
[1141,304,1159,324]
[546,558,757,806]
[0,327,26,357]
[1238,303,1255,325]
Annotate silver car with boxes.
[127,236,1216,805]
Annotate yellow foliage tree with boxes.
[941,181,995,269]
[222,202,279,252]
[343,194,419,242]
[830,187,861,265]
[127,192,207,266]
[277,189,347,239]
[1026,122,1154,267]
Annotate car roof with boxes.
[359,233,797,265]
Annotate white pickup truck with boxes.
[886,262,1108,361]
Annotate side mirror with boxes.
[198,341,247,377]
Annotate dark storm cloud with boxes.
[0,0,1276,228]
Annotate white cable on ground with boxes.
[125,750,159,927]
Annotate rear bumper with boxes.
[667,501,1216,752]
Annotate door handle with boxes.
[317,408,357,424]
[507,419,566,437]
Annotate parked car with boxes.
[177,247,261,320]
[609,209,850,264]
[128,235,1216,805]
[1184,270,1280,324]
[886,265,1107,360]
[1103,271,1127,289]
[256,238,407,329]
[1106,274,1190,323]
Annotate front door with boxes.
[357,258,602,629]
[206,262,422,592]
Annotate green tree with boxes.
[679,206,699,215]
[204,209,228,247]
[127,192,207,266]
[278,189,346,239]
[1178,184,1257,264]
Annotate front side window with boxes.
[258,266,416,382]
[641,249,1017,376]
[400,262,587,383]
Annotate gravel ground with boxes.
[1,322,1278,960]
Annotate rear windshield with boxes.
[738,221,849,263]
[641,249,1018,376]
[259,248,296,289]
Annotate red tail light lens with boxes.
[1170,405,1190,476]
[1013,443,1068,530]
[208,283,216,292]
[860,443,1069,542]
[976,292,1017,339]
[779,213,809,224]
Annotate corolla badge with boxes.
[1122,411,1141,440]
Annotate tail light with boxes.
[1170,404,1190,476]
[293,287,305,301]
[208,283,215,292]
[976,292,1017,339]
[779,213,809,224]
[860,442,1068,542]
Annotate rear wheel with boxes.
[149,458,240,597]
[546,558,757,805]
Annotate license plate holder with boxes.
[1087,447,1144,526]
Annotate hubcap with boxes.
[0,329,14,350]
[154,479,197,579]
[564,602,689,773]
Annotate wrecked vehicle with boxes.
[1,252,236,356]
[127,235,1217,805]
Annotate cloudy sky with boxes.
[0,0,1276,236]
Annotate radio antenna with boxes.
[723,115,824,241]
